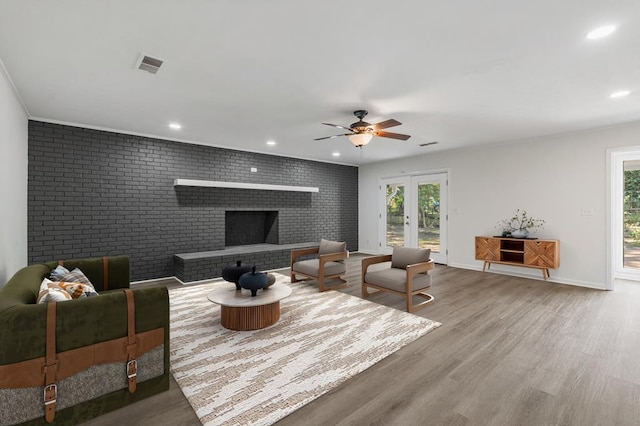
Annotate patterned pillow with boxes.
[60,281,98,298]
[50,267,94,287]
[37,279,73,303]
[37,278,99,303]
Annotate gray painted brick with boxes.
[28,121,358,281]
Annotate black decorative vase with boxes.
[239,266,268,297]
[222,260,252,290]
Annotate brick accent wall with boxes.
[28,121,358,281]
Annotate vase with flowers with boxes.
[496,209,545,238]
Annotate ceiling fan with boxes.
[314,110,411,147]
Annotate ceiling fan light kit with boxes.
[315,110,411,147]
[349,133,373,147]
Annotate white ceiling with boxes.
[1,1,639,165]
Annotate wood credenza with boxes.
[475,236,559,280]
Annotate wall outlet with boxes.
[581,208,594,216]
[250,167,257,173]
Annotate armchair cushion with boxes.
[292,259,346,277]
[364,268,431,292]
[391,246,431,269]
[319,239,347,255]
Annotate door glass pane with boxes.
[417,182,440,253]
[386,184,404,247]
[623,160,640,269]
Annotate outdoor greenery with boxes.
[624,169,640,245]
[386,183,440,249]
[386,184,440,229]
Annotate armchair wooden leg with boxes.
[290,272,301,283]
[319,276,347,292]
[362,283,382,299]
[407,292,435,313]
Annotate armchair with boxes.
[362,247,434,313]
[290,239,349,292]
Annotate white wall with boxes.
[0,60,28,285]
[359,122,640,289]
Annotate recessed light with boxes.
[610,90,631,98]
[586,25,616,40]
[169,123,182,130]
[266,140,276,146]
[332,152,340,157]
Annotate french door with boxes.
[610,148,640,285]
[380,173,448,264]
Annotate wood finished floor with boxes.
[85,254,640,425]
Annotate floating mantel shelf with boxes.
[173,179,319,193]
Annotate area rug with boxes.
[169,273,441,426]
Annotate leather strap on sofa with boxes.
[0,328,164,388]
[0,291,164,421]
[103,256,109,290]
[44,302,58,423]
[124,289,138,393]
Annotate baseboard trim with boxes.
[448,262,607,290]
[352,250,378,255]
[132,261,607,291]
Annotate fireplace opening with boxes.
[225,211,279,247]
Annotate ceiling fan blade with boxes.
[372,119,401,130]
[322,122,353,131]
[313,133,353,141]
[374,131,411,140]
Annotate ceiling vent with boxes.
[420,141,439,147]
[135,54,163,74]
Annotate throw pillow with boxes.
[37,279,73,303]
[50,265,70,281]
[318,238,347,255]
[50,267,94,287]
[59,281,99,298]
[38,278,99,303]
[391,246,431,269]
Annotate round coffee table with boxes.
[207,283,292,330]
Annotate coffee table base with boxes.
[220,301,281,330]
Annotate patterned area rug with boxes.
[169,273,441,426]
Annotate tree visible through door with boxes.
[386,183,405,247]
[623,161,640,268]
[417,182,440,253]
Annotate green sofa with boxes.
[0,256,170,425]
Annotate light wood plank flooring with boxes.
[85,254,640,425]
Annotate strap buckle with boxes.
[44,384,57,405]
[127,360,137,379]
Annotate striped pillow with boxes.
[50,267,94,287]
